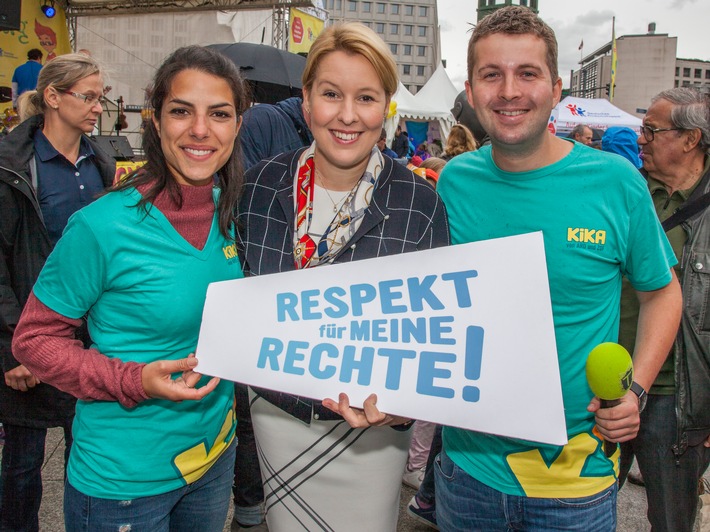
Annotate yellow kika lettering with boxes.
[567,228,606,244]
[505,433,618,497]
[222,243,238,260]
[173,409,235,484]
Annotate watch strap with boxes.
[630,381,646,399]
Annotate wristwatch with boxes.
[630,381,647,413]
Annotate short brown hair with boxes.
[302,22,398,97]
[467,5,559,85]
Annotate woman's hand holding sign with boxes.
[323,392,412,428]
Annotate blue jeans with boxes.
[619,394,710,532]
[0,421,73,532]
[64,439,235,532]
[435,449,617,531]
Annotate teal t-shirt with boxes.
[33,187,243,499]
[436,143,675,498]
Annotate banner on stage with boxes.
[197,232,567,445]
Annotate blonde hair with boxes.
[302,22,398,97]
[419,157,446,174]
[30,53,105,113]
[445,124,478,158]
[17,90,40,122]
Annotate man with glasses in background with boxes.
[618,87,710,532]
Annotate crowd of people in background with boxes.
[1,5,709,532]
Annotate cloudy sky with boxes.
[439,0,710,90]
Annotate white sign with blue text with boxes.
[196,231,567,445]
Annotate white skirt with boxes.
[249,391,411,532]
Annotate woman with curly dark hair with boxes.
[13,46,249,530]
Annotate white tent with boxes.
[386,79,455,145]
[553,96,642,135]
[414,63,460,122]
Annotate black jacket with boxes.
[0,115,115,427]
[674,164,710,453]
[237,148,449,422]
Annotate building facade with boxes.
[570,28,709,118]
[476,0,537,22]
[323,0,439,94]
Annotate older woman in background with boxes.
[12,46,248,530]
[238,22,449,531]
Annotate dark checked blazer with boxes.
[237,147,450,423]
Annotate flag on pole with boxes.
[578,39,584,50]
[610,18,617,101]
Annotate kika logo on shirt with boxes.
[567,227,606,250]
[222,243,238,260]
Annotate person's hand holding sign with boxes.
[323,392,412,428]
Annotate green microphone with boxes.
[585,342,634,457]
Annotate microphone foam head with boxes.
[585,342,634,400]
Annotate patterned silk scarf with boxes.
[293,142,383,269]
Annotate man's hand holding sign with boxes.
[196,231,568,446]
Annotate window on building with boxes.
[695,68,702,78]
[404,25,413,35]
[418,26,427,37]
[335,0,341,9]
[127,33,139,47]
[362,1,371,12]
[674,80,679,88]
[362,21,371,28]
[391,24,399,34]
[376,22,385,34]
[405,4,414,16]
[419,6,428,16]
[390,43,398,54]
[391,4,399,14]
[417,65,425,76]
[682,80,690,87]
[403,65,411,75]
[376,2,385,13]
[417,85,423,91]
[348,1,357,11]
[417,45,426,56]
[675,67,679,76]
[404,44,412,55]
[706,70,710,79]
[683,67,691,77]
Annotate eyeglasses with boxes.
[64,90,106,106]
[641,125,683,142]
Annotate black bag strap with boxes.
[662,167,710,232]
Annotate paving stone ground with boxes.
[19,428,708,531]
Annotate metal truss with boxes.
[59,0,313,17]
